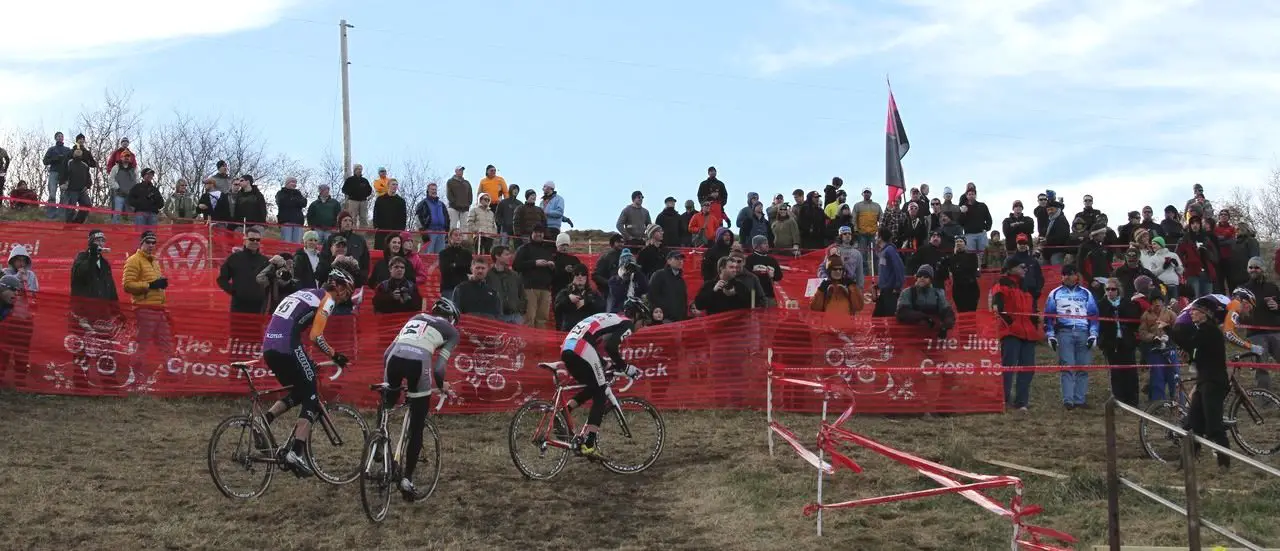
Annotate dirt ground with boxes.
[2,376,1277,551]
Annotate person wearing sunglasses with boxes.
[217,226,271,314]
[1243,256,1279,390]
[1095,277,1142,406]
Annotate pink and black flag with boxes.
[885,88,910,206]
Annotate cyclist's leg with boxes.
[562,348,608,451]
[288,345,320,450]
[559,349,594,411]
[262,350,300,423]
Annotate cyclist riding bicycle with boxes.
[1172,288,1263,358]
[259,257,360,476]
[559,297,647,457]
[382,297,461,498]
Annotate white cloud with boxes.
[749,0,1280,226]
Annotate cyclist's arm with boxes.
[308,294,339,357]
[1222,307,1252,351]
[432,325,460,390]
[599,323,631,370]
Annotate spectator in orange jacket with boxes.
[687,200,727,247]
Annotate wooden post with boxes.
[1181,433,1202,550]
[1104,398,1122,551]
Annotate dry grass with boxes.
[1,375,1277,551]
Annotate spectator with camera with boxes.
[372,257,421,314]
[693,256,751,315]
[553,265,604,330]
[1137,291,1178,401]
[608,249,649,314]
[256,252,298,314]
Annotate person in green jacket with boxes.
[307,184,343,241]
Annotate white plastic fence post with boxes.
[816,391,829,536]
[766,348,775,457]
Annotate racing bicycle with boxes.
[360,383,447,523]
[1139,353,1280,463]
[207,360,369,499]
[507,361,665,480]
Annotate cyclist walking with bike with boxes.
[560,298,647,457]
[381,298,460,498]
[259,258,360,476]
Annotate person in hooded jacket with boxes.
[771,203,801,253]
[275,177,308,243]
[701,228,736,282]
[741,201,773,247]
[494,184,522,246]
[735,192,762,236]
[991,256,1041,410]
[819,227,865,290]
[825,203,854,243]
[797,191,827,250]
[810,254,863,322]
[949,236,981,312]
[1002,200,1034,253]
[4,245,40,293]
[1077,226,1113,290]
[688,200,729,248]
[655,197,685,247]
[1008,234,1044,308]
[608,249,649,313]
[438,229,473,299]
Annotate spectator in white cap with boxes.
[446,165,472,229]
[551,232,584,298]
[541,180,565,238]
[938,186,960,219]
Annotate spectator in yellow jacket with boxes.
[372,167,391,197]
[478,164,509,209]
[121,231,167,306]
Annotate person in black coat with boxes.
[743,236,783,307]
[1097,278,1143,407]
[647,251,689,322]
[231,176,268,227]
[553,265,604,330]
[1180,300,1232,468]
[655,197,685,248]
[323,211,371,279]
[369,233,418,291]
[438,229,473,298]
[1001,201,1035,252]
[275,179,308,243]
[693,256,752,315]
[451,259,502,320]
[948,237,981,312]
[372,257,422,314]
[217,228,270,313]
[372,181,408,250]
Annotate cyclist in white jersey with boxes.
[559,297,647,457]
[383,297,460,498]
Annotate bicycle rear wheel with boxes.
[508,399,570,480]
[401,418,442,501]
[600,397,665,475]
[309,403,370,485]
[1139,399,1184,463]
[1228,388,1280,456]
[208,415,275,499]
[360,435,394,523]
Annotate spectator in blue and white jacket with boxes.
[541,181,566,238]
[1044,264,1100,410]
[873,229,905,318]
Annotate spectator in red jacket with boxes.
[1176,215,1217,298]
[992,256,1041,411]
[1213,209,1237,292]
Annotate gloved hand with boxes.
[1048,337,1059,352]
[1251,345,1266,357]
[88,242,102,258]
[818,279,831,292]
[1086,336,1097,349]
[149,277,169,290]
[331,353,350,368]
[624,364,642,379]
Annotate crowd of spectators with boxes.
[3,137,1280,420]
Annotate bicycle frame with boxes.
[1171,358,1265,427]
[231,359,347,456]
[532,363,635,452]
[366,384,446,472]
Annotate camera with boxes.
[277,270,292,281]
[623,262,638,274]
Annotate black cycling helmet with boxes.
[1232,287,1256,306]
[621,297,651,323]
[431,297,460,324]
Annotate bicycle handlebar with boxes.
[1230,352,1262,362]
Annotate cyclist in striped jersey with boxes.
[559,297,647,457]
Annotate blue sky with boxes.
[3,0,1278,231]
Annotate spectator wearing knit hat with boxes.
[128,168,165,227]
[514,225,557,329]
[897,264,956,338]
[513,188,547,243]
[540,181,565,238]
[810,254,863,320]
[323,211,371,279]
[1002,200,1034,253]
[637,224,669,276]
[1244,256,1280,390]
[938,187,961,219]
[771,204,801,254]
[1008,234,1044,307]
[736,192,762,235]
[551,232,584,298]
[741,201,773,247]
[607,248,648,313]
[1113,248,1158,296]
[1140,236,1182,301]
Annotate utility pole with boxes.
[339,19,354,177]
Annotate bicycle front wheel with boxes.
[208,415,275,499]
[508,399,570,480]
[1139,399,1184,463]
[600,397,666,475]
[1229,388,1280,456]
[401,418,442,502]
[360,435,393,523]
[310,403,370,485]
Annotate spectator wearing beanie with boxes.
[1002,200,1034,253]
[991,256,1041,411]
[1244,256,1280,390]
[1176,214,1217,298]
[1113,248,1157,296]
[324,210,371,279]
[771,203,801,254]
[637,223,669,276]
[810,254,863,321]
[608,248,648,313]
[551,232,584,298]
[1008,234,1044,308]
[1141,236,1182,301]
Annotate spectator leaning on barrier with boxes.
[540,181,565,238]
[452,257,501,320]
[513,189,547,243]
[992,257,1040,412]
[445,166,471,230]
[478,165,509,210]
[592,234,625,293]
[275,177,307,243]
[1137,292,1178,401]
[1096,277,1142,407]
[293,231,322,289]
[415,182,450,254]
[487,245,526,325]
[514,225,556,329]
[656,196,685,248]
[400,232,428,288]
[128,168,165,227]
[467,193,498,253]
[438,229,473,299]
[218,227,271,313]
[616,191,652,245]
[166,179,198,223]
[647,250,689,323]
[1044,264,1099,411]
[342,164,373,227]
[554,265,604,331]
[697,166,728,208]
[551,233,584,298]
[871,229,905,317]
[4,245,39,293]
[0,272,35,386]
[896,264,956,338]
[306,184,341,241]
[1244,257,1279,391]
[372,179,407,250]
